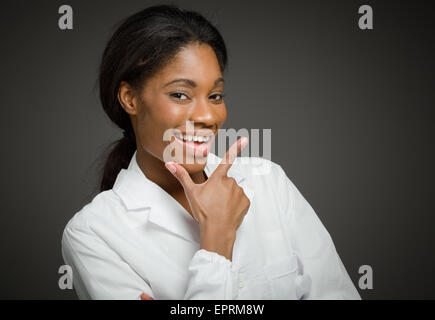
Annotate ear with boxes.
[118,81,138,115]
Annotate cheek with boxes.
[216,104,227,127]
[138,102,186,149]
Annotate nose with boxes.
[188,97,215,128]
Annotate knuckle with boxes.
[242,194,250,207]
[236,187,244,196]
[246,197,251,207]
[228,177,237,185]
[222,176,236,186]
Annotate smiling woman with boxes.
[61,4,361,300]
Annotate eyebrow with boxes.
[162,77,224,88]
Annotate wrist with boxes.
[199,226,236,261]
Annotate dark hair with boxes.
[98,4,228,192]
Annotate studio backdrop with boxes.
[0,0,434,299]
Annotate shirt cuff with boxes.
[184,249,240,300]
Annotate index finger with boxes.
[214,137,249,176]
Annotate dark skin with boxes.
[118,42,250,263]
[118,42,226,216]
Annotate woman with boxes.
[61,4,361,300]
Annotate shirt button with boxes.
[238,274,245,289]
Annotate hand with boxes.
[165,137,251,260]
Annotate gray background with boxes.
[0,0,434,299]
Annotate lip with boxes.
[173,133,214,157]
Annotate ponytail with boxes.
[99,130,136,192]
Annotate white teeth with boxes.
[175,133,212,143]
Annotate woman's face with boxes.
[123,42,227,174]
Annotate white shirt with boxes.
[61,150,361,300]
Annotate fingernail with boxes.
[165,162,177,174]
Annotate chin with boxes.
[179,161,207,174]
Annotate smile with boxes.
[174,132,213,144]
[173,132,214,156]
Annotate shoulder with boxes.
[63,189,125,234]
[231,155,287,184]
[230,155,299,210]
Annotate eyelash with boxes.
[169,92,225,102]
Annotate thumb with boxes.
[165,161,194,192]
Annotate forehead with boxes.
[149,43,222,87]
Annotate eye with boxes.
[169,92,189,101]
[209,93,225,102]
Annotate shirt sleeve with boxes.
[62,223,239,300]
[61,224,154,300]
[273,163,361,300]
[183,249,239,300]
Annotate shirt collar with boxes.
[112,150,249,244]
